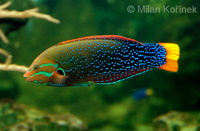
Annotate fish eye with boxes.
[56,68,66,76]
[33,65,39,70]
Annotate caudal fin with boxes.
[158,43,180,72]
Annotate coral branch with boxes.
[28,9,60,23]
[0,2,60,23]
[0,2,60,44]
[0,29,9,44]
[0,48,10,57]
[0,1,11,10]
[0,64,28,73]
[0,48,28,73]
[0,48,12,64]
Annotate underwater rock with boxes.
[0,100,87,131]
[153,111,200,131]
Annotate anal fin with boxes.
[71,81,94,87]
[93,69,151,84]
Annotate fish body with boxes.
[132,88,153,100]
[24,35,180,87]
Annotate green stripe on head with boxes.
[30,72,54,77]
[39,63,59,68]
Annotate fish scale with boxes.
[24,35,179,87]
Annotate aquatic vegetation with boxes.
[24,35,179,87]
[0,101,87,131]
[153,111,200,131]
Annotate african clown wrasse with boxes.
[24,35,180,87]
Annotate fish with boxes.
[132,88,153,100]
[23,35,180,87]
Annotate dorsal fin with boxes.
[57,35,142,45]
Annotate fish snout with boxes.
[23,71,32,78]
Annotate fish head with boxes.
[24,58,69,86]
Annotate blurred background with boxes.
[0,0,199,130]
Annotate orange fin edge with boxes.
[57,35,142,45]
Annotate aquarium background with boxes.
[0,0,199,130]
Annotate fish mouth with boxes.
[23,72,32,82]
[24,76,34,82]
[23,71,31,78]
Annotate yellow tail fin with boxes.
[158,43,180,72]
